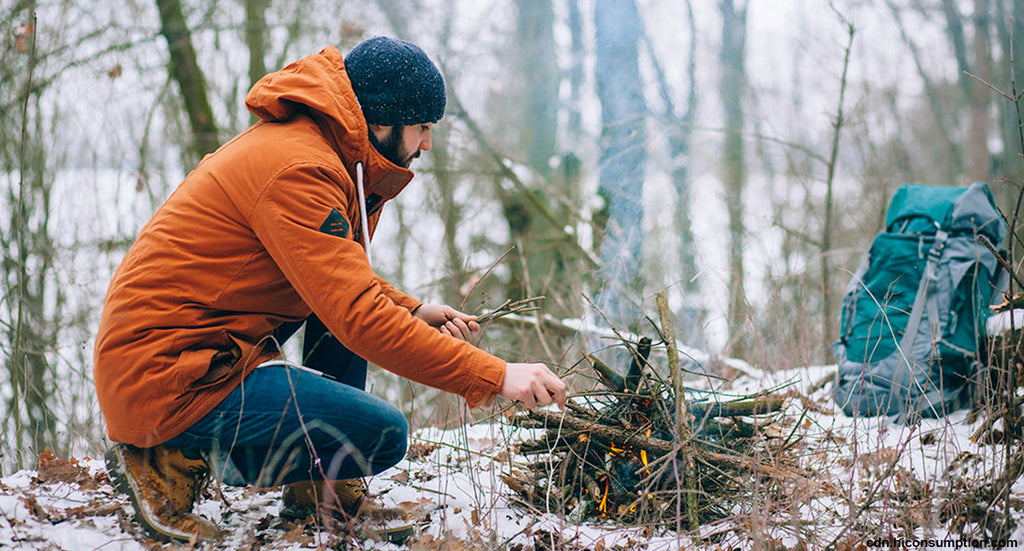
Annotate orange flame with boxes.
[640,428,651,468]
[598,479,610,514]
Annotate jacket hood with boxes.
[245,47,413,204]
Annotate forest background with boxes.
[1,0,1021,475]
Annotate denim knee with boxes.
[370,405,408,472]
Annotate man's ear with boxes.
[368,124,391,143]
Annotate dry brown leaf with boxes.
[397,497,435,522]
[410,533,470,551]
[20,495,49,521]
[406,441,440,462]
[36,450,96,489]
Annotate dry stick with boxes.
[525,409,676,454]
[980,234,1024,291]
[656,290,699,533]
[689,397,786,419]
[581,294,665,390]
[477,296,547,324]
[457,245,516,311]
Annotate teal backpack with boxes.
[834,182,1007,419]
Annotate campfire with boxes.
[504,322,793,529]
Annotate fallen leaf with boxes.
[20,495,49,521]
[397,498,435,522]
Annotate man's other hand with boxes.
[500,362,567,409]
[412,304,480,342]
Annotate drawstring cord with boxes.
[355,162,372,266]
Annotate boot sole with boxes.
[105,445,218,543]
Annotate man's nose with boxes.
[420,129,432,151]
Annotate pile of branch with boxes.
[504,335,794,528]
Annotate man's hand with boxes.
[500,362,567,409]
[412,304,480,342]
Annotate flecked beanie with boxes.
[344,36,446,126]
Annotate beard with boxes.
[368,126,419,168]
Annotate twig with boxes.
[476,296,547,324]
[979,234,1024,291]
[457,246,516,311]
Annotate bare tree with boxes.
[155,0,219,159]
[719,0,748,355]
[594,0,647,330]
[970,0,992,182]
[243,0,268,87]
[1,7,61,470]
[242,0,269,125]
[643,0,702,343]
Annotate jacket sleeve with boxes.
[373,276,422,313]
[248,163,504,406]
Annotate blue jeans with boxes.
[162,316,408,486]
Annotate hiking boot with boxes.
[105,443,219,543]
[280,479,415,543]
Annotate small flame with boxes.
[598,479,610,514]
[640,428,651,468]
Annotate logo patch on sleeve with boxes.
[319,208,350,238]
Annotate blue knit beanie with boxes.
[344,36,446,126]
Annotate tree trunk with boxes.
[243,0,269,126]
[156,0,219,159]
[944,0,992,182]
[501,0,573,312]
[244,0,268,87]
[594,0,646,330]
[970,0,991,182]
[888,0,965,179]
[434,127,465,307]
[517,0,558,179]
[720,0,748,355]
[567,0,584,141]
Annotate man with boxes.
[95,36,566,543]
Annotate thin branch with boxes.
[476,296,547,324]
[457,246,515,312]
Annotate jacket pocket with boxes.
[174,330,242,393]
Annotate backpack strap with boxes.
[894,228,948,419]
[902,229,948,348]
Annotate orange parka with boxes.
[94,47,506,448]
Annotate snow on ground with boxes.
[2,365,1024,550]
